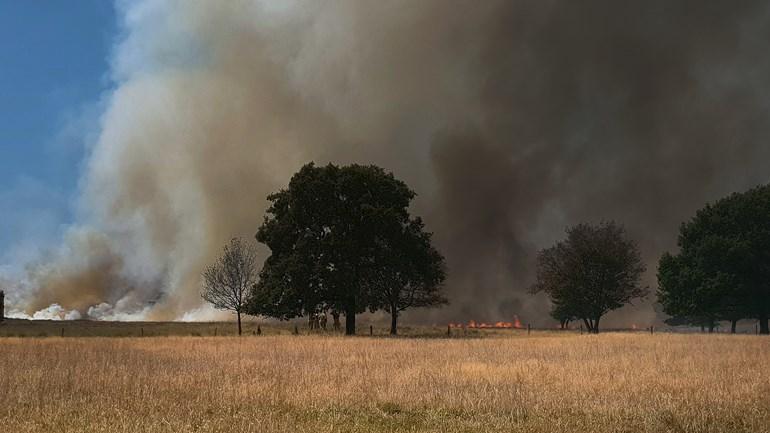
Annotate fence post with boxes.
[580,324,583,334]
[527,324,531,335]
[61,327,64,338]
[0,290,4,323]
[257,325,261,335]
[294,325,299,335]
[214,327,217,337]
[447,324,451,337]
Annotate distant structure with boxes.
[0,290,4,322]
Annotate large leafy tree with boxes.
[658,185,770,334]
[248,162,445,335]
[530,222,647,333]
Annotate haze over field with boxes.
[5,1,770,324]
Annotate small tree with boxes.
[530,222,647,333]
[371,218,448,335]
[550,303,575,330]
[201,237,258,335]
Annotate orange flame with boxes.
[449,317,524,329]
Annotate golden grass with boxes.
[0,333,768,433]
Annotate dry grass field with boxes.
[0,332,768,433]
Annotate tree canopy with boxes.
[657,184,770,334]
[369,217,447,334]
[530,221,647,333]
[247,162,447,335]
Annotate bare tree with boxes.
[201,238,258,335]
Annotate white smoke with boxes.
[178,304,227,322]
[12,304,84,321]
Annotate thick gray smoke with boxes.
[14,0,770,325]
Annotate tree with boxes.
[530,222,647,333]
[370,218,447,335]
[657,252,724,333]
[550,302,575,330]
[248,162,442,335]
[657,185,770,334]
[201,237,258,335]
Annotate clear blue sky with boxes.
[0,1,116,268]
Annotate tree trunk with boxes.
[237,311,242,336]
[708,323,715,333]
[345,306,356,336]
[582,318,592,333]
[730,319,737,334]
[593,317,600,334]
[760,310,769,335]
[332,311,341,331]
[390,309,398,335]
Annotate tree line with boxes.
[530,185,770,334]
[201,162,770,335]
[202,163,446,335]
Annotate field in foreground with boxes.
[0,333,768,433]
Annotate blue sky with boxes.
[0,1,116,268]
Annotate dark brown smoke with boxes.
[411,0,770,325]
[19,1,770,325]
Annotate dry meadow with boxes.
[0,332,768,433]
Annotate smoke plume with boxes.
[13,0,770,325]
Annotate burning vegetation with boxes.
[449,316,523,329]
